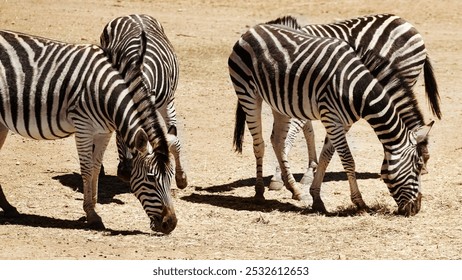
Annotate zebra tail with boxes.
[233,102,246,153]
[423,56,442,119]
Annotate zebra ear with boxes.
[414,121,434,143]
[134,129,149,153]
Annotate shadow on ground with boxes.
[0,212,148,235]
[52,172,129,204]
[195,171,380,193]
[182,171,393,217]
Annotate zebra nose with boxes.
[161,213,177,234]
[398,193,422,217]
[151,207,177,234]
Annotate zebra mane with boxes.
[101,15,170,168]
[130,15,149,82]
[128,17,170,158]
[266,15,302,30]
[129,74,169,159]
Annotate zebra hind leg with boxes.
[269,118,304,191]
[270,111,305,201]
[299,121,318,185]
[0,125,20,217]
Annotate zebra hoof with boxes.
[357,208,371,216]
[88,220,106,231]
[268,180,284,191]
[175,173,188,189]
[312,201,328,214]
[254,193,266,203]
[85,214,106,230]
[2,207,20,218]
[99,164,106,178]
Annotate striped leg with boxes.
[75,127,112,230]
[310,136,335,213]
[159,101,188,189]
[300,121,318,185]
[270,111,304,200]
[311,122,367,213]
[269,119,318,190]
[269,118,302,191]
[115,132,132,182]
[241,98,266,200]
[0,124,19,217]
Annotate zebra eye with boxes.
[146,172,156,181]
[417,156,429,175]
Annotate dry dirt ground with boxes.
[0,0,461,260]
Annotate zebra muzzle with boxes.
[150,207,177,234]
[398,192,422,217]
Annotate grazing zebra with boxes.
[100,14,187,190]
[0,29,177,233]
[265,14,441,191]
[229,23,433,216]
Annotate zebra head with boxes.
[130,129,177,234]
[381,122,433,217]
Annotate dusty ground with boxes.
[0,0,461,260]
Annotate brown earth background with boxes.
[0,0,461,260]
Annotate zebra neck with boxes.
[360,84,414,153]
[110,85,168,155]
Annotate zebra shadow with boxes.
[197,171,380,193]
[52,172,130,205]
[0,212,148,235]
[181,192,308,213]
[182,171,387,216]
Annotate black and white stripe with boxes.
[100,14,187,190]
[0,29,177,233]
[229,23,433,216]
[265,14,440,191]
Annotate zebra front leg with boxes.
[75,131,112,230]
[167,128,188,189]
[325,124,368,212]
[0,184,19,217]
[159,102,188,189]
[271,111,304,200]
[310,137,335,213]
[0,125,19,217]
[300,121,318,185]
[115,132,132,183]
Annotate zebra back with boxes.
[305,14,441,119]
[100,14,179,109]
[272,14,441,119]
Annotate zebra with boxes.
[229,22,434,216]
[99,14,187,190]
[265,14,441,191]
[0,29,177,233]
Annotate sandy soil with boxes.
[0,0,461,260]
